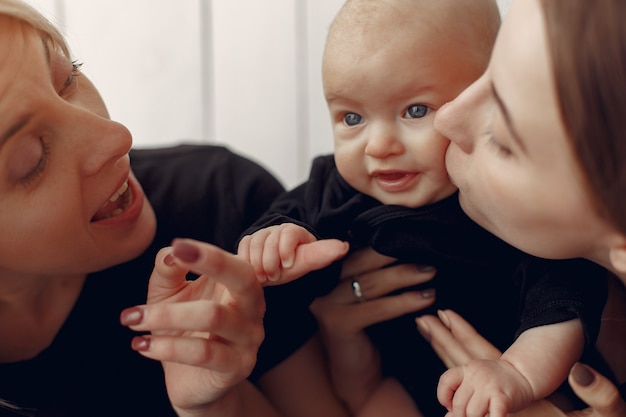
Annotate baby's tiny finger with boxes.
[237,235,251,262]
[261,231,281,281]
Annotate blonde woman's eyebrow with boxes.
[490,81,527,153]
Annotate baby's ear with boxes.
[608,239,626,274]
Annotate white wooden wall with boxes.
[24,0,511,189]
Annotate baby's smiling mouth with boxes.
[91,181,132,222]
[375,172,410,182]
[373,171,418,192]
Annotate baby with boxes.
[239,0,607,415]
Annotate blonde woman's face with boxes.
[0,18,155,276]
[435,0,611,260]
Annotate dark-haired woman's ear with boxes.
[608,241,626,276]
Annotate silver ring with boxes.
[351,279,365,302]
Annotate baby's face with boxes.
[323,26,482,207]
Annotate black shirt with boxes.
[246,154,609,416]
[0,145,285,417]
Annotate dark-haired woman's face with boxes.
[435,0,613,263]
[0,18,155,276]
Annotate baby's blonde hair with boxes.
[0,0,70,57]
[325,0,500,74]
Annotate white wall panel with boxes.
[24,0,204,149]
[212,0,301,186]
[65,1,204,149]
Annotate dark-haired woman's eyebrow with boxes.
[491,81,527,153]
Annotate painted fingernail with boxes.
[415,317,431,341]
[163,253,176,266]
[421,289,436,299]
[571,363,595,387]
[120,307,144,326]
[131,335,151,352]
[416,264,435,272]
[173,240,200,262]
[437,309,451,328]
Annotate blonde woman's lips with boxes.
[91,175,144,225]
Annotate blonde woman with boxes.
[0,1,292,415]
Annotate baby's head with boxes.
[323,0,500,208]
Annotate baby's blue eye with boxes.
[344,113,363,126]
[405,104,429,119]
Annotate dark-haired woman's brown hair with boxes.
[542,0,626,235]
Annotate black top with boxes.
[0,145,285,417]
[246,154,609,416]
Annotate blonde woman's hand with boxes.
[121,238,266,416]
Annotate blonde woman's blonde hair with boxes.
[0,0,70,57]
[0,4,69,412]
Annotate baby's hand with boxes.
[238,223,314,282]
[238,223,348,285]
[437,358,534,417]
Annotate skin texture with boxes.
[309,0,617,415]
[122,239,271,416]
[240,0,495,291]
[0,20,156,277]
[183,0,626,414]
[436,0,620,268]
[241,0,582,415]
[0,10,305,417]
[7,0,623,415]
[0,17,156,362]
[323,0,487,208]
[310,249,437,412]
[418,309,626,417]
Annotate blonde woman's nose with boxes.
[74,116,133,176]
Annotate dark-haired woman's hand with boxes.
[309,247,437,413]
[417,309,626,417]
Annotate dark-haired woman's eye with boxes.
[487,135,513,158]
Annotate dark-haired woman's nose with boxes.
[435,76,490,155]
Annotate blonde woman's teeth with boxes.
[110,181,129,202]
